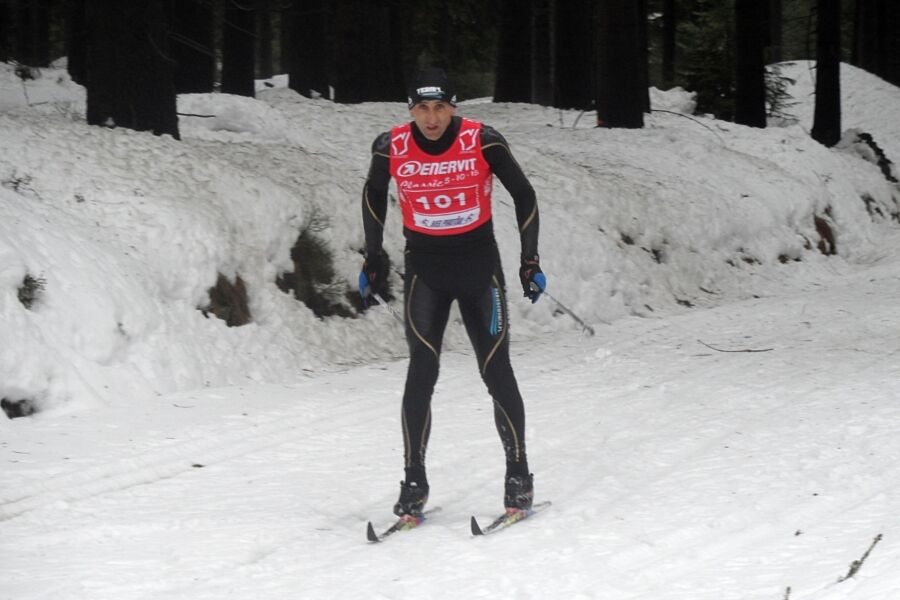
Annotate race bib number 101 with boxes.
[408,186,481,231]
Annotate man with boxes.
[359,67,546,520]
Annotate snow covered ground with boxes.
[2,61,900,599]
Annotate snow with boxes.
[2,60,900,599]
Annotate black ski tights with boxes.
[400,254,529,484]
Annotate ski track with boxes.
[3,260,900,599]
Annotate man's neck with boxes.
[411,116,461,155]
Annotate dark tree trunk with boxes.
[166,0,214,93]
[596,0,644,128]
[221,0,255,97]
[734,0,767,127]
[12,0,51,66]
[331,0,402,103]
[855,0,900,86]
[284,0,330,98]
[812,0,841,147]
[531,0,554,106]
[637,0,650,112]
[769,0,783,62]
[256,0,272,79]
[494,0,532,103]
[65,0,88,84]
[0,0,11,62]
[85,0,179,139]
[555,0,594,109]
[661,0,677,88]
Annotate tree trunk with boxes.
[596,0,644,128]
[221,0,255,97]
[0,0,11,62]
[494,0,532,103]
[65,0,88,84]
[85,0,179,139]
[637,0,650,112]
[734,0,767,127]
[531,0,554,106]
[661,0,676,88]
[284,0,330,98]
[256,0,273,79]
[331,0,402,103]
[12,0,51,66]
[769,0,783,62]
[855,0,900,86]
[555,0,594,110]
[167,0,214,93]
[812,0,841,147]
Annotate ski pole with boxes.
[372,292,404,325]
[537,287,596,336]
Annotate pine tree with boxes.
[167,0,214,93]
[596,0,645,128]
[812,0,841,146]
[734,0,767,127]
[84,0,179,139]
[555,0,595,109]
[284,0,330,99]
[494,0,532,103]
[221,0,255,97]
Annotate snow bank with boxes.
[1,61,898,414]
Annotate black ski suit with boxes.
[362,115,539,483]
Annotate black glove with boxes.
[358,251,388,299]
[519,255,546,303]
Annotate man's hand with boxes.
[358,251,388,300]
[519,256,546,303]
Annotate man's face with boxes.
[409,100,456,141]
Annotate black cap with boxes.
[407,67,457,108]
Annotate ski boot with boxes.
[504,473,534,514]
[393,480,429,518]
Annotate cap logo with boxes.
[416,86,444,97]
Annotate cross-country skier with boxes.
[359,67,546,519]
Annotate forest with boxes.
[0,0,898,145]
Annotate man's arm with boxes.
[481,125,539,259]
[363,132,392,257]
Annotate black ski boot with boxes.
[393,480,429,517]
[504,473,534,512]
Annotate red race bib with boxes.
[389,119,493,236]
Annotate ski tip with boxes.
[470,515,484,536]
[366,521,380,543]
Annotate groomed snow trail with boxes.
[3,244,900,600]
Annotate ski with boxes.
[470,501,552,536]
[366,507,442,543]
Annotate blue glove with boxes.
[358,251,388,301]
[519,256,546,303]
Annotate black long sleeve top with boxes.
[362,116,539,260]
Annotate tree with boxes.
[66,0,88,84]
[596,0,645,128]
[331,0,403,103]
[84,0,179,139]
[679,0,734,120]
[221,0,255,97]
[167,0,214,93]
[734,0,767,127]
[812,0,841,147]
[661,0,677,88]
[494,0,532,103]
[854,0,900,86]
[256,0,273,79]
[638,0,650,112]
[769,0,783,62]
[555,0,595,109]
[531,0,555,106]
[284,0,330,98]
